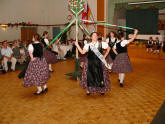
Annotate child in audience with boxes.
[146,37,153,53]
[153,37,161,54]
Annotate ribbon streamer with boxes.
[81,19,135,30]
[46,18,76,48]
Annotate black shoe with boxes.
[120,83,123,87]
[2,70,6,74]
[86,92,91,96]
[80,66,83,70]
[18,75,23,79]
[34,90,43,95]
[49,70,54,72]
[43,88,48,93]
[101,92,105,95]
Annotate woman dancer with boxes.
[42,31,57,72]
[105,31,117,63]
[23,34,50,95]
[75,32,110,95]
[112,29,138,87]
[79,34,88,69]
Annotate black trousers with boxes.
[18,61,29,78]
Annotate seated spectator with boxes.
[0,59,6,74]
[12,41,21,63]
[0,47,2,60]
[20,47,26,64]
[18,39,24,48]
[52,39,65,60]
[163,37,165,53]
[1,40,17,72]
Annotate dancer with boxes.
[83,34,88,46]
[23,34,50,95]
[41,31,57,72]
[75,32,110,95]
[153,37,161,54]
[79,34,89,69]
[112,29,138,87]
[105,31,117,64]
[146,37,153,53]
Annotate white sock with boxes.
[43,84,47,90]
[118,73,121,80]
[37,86,42,93]
[49,64,53,71]
[120,73,125,84]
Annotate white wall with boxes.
[0,0,97,41]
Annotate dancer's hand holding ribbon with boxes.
[134,29,138,35]
[74,41,79,47]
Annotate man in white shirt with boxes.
[1,41,17,72]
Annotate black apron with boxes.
[87,43,104,87]
[108,38,117,60]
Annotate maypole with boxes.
[46,0,135,80]
[65,0,85,80]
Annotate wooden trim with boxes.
[97,0,105,35]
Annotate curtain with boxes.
[126,8,158,34]
[115,2,165,10]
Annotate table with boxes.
[59,45,73,56]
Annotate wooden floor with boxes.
[128,45,165,60]
[0,56,165,124]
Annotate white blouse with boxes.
[83,40,88,45]
[106,37,116,44]
[28,41,40,53]
[114,40,130,49]
[83,41,108,52]
[44,38,49,45]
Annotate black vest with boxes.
[108,37,117,48]
[32,43,43,58]
[148,40,153,44]
[116,41,127,54]
[154,40,160,45]
[41,38,47,47]
[41,38,51,51]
